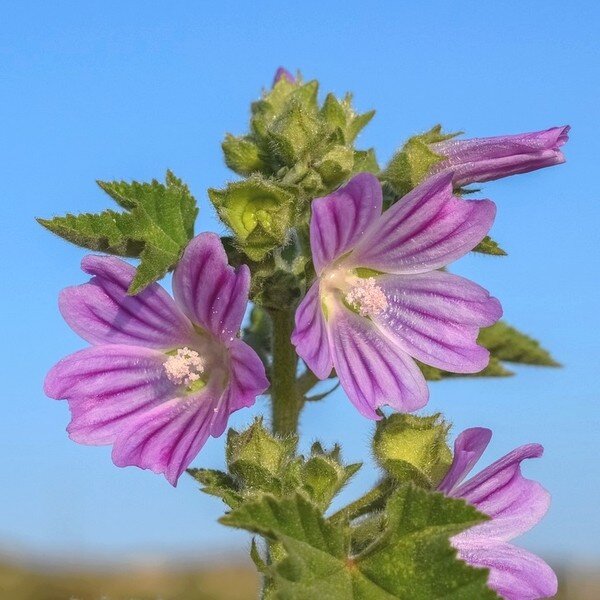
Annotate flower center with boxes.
[345,277,388,317]
[164,347,206,386]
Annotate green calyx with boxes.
[373,413,453,488]
[381,124,460,200]
[208,176,295,261]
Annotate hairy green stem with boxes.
[328,478,394,524]
[268,308,303,436]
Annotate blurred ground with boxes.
[0,560,598,599]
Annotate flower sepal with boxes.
[381,125,460,199]
[208,176,295,261]
[373,414,453,488]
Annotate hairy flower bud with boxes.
[208,176,295,261]
[373,413,452,487]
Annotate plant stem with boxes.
[268,308,303,436]
[328,478,394,524]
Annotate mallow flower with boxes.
[439,428,558,600]
[429,126,570,187]
[44,233,269,485]
[292,172,502,418]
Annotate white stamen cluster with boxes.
[164,347,205,386]
[345,278,388,317]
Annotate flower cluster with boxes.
[41,69,569,599]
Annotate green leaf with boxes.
[187,468,242,508]
[39,170,198,294]
[478,321,560,367]
[222,488,498,599]
[37,210,142,257]
[473,236,507,256]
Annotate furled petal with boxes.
[310,173,382,275]
[291,281,333,379]
[348,173,496,274]
[438,428,492,494]
[44,345,175,445]
[59,255,196,348]
[273,66,295,85]
[431,126,570,187]
[451,444,550,543]
[173,233,250,342]
[455,543,558,600]
[371,271,502,372]
[210,338,269,437]
[328,304,428,418]
[111,391,219,486]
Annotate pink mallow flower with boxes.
[439,428,558,600]
[44,233,269,485]
[429,126,570,187]
[292,172,502,418]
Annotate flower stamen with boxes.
[345,278,388,317]
[164,347,205,386]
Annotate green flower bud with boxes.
[226,419,297,492]
[373,413,452,488]
[314,145,354,187]
[267,101,323,165]
[300,443,361,510]
[208,176,295,261]
[221,134,269,176]
[320,92,375,144]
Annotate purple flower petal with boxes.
[44,345,175,445]
[451,444,549,544]
[349,173,496,274]
[210,338,269,438]
[273,67,295,85]
[310,173,382,276]
[59,256,196,349]
[328,305,428,418]
[431,126,570,187]
[371,271,502,372]
[173,233,250,343]
[438,428,492,494]
[455,542,557,600]
[111,391,218,486]
[291,281,333,379]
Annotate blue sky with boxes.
[2,1,599,568]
